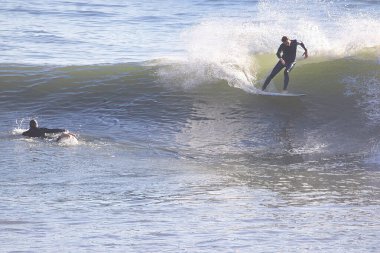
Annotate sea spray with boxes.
[157,19,258,92]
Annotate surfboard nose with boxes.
[57,133,79,146]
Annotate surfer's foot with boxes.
[281,90,288,94]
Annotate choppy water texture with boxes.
[0,0,380,252]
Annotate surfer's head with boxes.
[281,36,290,46]
[29,119,38,128]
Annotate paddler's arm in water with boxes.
[298,41,308,59]
[42,128,66,134]
[276,44,286,65]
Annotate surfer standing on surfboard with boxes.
[262,36,308,93]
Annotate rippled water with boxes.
[1,0,380,252]
[1,138,379,252]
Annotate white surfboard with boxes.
[57,133,79,146]
[258,91,305,97]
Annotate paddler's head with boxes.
[29,119,38,128]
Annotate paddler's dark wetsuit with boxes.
[22,119,66,138]
[262,39,308,91]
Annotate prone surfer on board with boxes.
[22,119,73,140]
[261,36,308,93]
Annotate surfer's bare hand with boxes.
[303,51,308,59]
[280,58,285,65]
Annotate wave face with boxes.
[1,1,380,252]
[1,0,380,161]
[1,50,379,163]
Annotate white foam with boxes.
[12,128,27,135]
[57,134,79,146]
[158,19,259,92]
[12,118,30,135]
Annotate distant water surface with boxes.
[0,0,379,252]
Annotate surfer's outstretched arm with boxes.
[298,41,308,58]
[43,128,66,134]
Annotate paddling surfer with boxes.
[22,119,67,138]
[262,36,308,92]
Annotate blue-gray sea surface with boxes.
[0,0,379,252]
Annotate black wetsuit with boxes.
[262,40,307,91]
[22,127,66,138]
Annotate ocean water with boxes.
[1,0,380,252]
